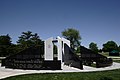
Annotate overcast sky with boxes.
[0,0,120,48]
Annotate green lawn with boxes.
[99,52,109,57]
[2,69,120,80]
[113,60,120,63]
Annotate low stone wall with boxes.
[96,58,113,68]
[2,59,61,70]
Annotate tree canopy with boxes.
[0,34,12,56]
[102,41,118,52]
[0,31,44,57]
[0,34,11,45]
[17,31,43,48]
[61,28,81,50]
[89,42,98,53]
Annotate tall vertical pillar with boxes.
[57,38,62,62]
[44,37,53,60]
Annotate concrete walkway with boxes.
[0,62,120,79]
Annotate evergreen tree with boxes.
[0,34,12,56]
[17,31,44,52]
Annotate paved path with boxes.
[108,56,120,58]
[108,56,120,60]
[0,62,120,79]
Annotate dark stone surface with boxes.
[80,46,113,68]
[64,44,83,69]
[1,46,61,70]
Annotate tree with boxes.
[17,31,43,50]
[62,28,81,50]
[7,44,18,56]
[0,34,12,56]
[0,34,11,45]
[102,41,118,52]
[89,42,98,53]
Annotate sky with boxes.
[0,0,120,49]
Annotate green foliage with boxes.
[0,31,44,57]
[6,44,17,56]
[62,28,81,50]
[0,34,12,57]
[89,42,98,53]
[113,60,120,63]
[2,69,120,80]
[0,34,11,45]
[75,46,81,53]
[102,41,118,52]
[100,76,113,80]
[17,31,43,50]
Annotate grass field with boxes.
[113,60,120,63]
[2,69,120,80]
[100,52,109,57]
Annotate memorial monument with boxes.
[1,36,113,70]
